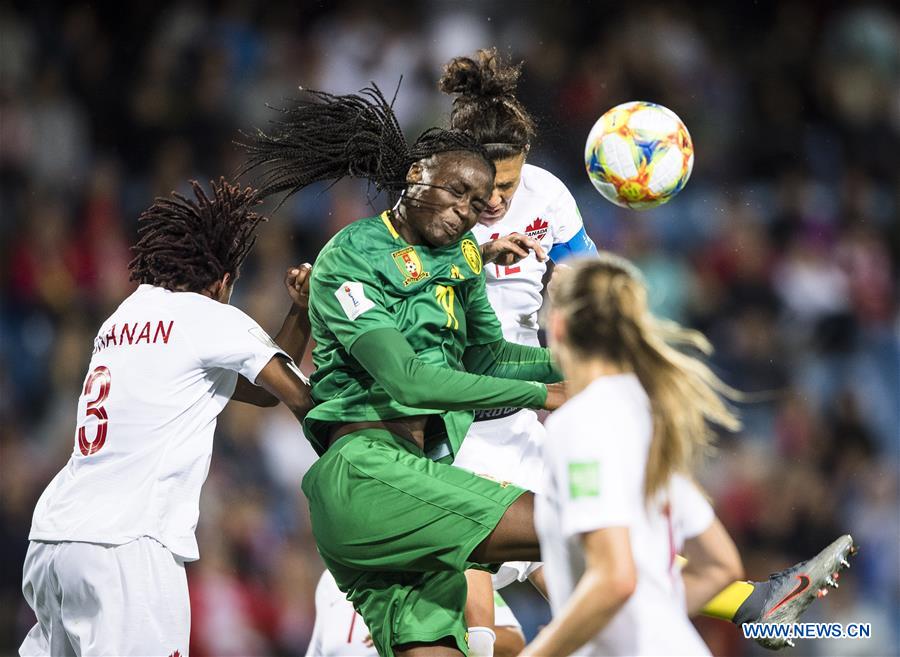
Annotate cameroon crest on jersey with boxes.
[392,246,429,286]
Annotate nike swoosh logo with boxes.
[765,574,811,618]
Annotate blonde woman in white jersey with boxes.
[20,180,314,657]
[522,255,854,656]
[443,48,855,653]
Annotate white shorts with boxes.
[454,409,546,589]
[20,537,189,657]
[455,409,546,492]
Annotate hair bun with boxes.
[439,48,522,101]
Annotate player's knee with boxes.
[469,496,540,564]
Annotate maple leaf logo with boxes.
[168,651,182,657]
[525,217,549,240]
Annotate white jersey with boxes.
[471,164,585,346]
[306,570,520,657]
[29,284,286,562]
[536,374,715,657]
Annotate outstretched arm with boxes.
[463,339,563,383]
[251,357,313,422]
[351,328,564,411]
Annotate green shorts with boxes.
[301,428,526,657]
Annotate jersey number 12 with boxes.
[490,233,521,277]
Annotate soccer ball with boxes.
[584,101,694,210]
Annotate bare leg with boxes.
[465,569,495,627]
[469,493,541,564]
[395,637,464,657]
[528,566,548,600]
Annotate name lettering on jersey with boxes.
[525,217,549,241]
[461,238,482,274]
[335,281,375,320]
[568,461,600,499]
[391,246,430,286]
[93,320,174,353]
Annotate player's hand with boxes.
[543,382,567,411]
[285,263,312,309]
[481,232,548,266]
[363,633,374,648]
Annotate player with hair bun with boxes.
[439,52,596,643]
[20,179,315,657]
[440,48,856,653]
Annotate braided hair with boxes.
[439,47,536,160]
[128,178,264,292]
[240,83,493,204]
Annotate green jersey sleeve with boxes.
[310,245,398,351]
[351,328,549,410]
[463,339,563,383]
[463,270,504,346]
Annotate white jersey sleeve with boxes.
[669,474,715,540]
[183,300,286,383]
[547,183,584,246]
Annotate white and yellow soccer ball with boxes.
[584,101,694,210]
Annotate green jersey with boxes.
[305,211,514,461]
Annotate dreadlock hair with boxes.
[128,178,265,293]
[439,47,536,161]
[240,83,493,204]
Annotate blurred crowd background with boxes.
[1,1,898,655]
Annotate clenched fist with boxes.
[285,263,312,309]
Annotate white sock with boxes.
[467,626,496,657]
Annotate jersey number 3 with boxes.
[78,366,111,456]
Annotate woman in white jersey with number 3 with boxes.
[20,180,314,657]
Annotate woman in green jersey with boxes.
[244,86,564,657]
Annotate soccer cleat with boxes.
[752,534,857,650]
